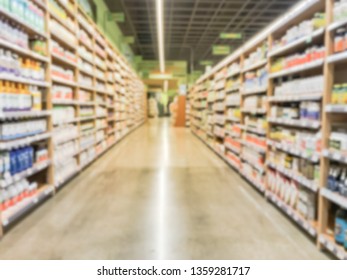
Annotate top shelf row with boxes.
[0,0,129,66]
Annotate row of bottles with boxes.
[0,82,42,112]
[0,48,45,81]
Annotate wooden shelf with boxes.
[1,185,54,227]
[51,76,77,87]
[79,67,94,77]
[52,53,77,68]
[240,125,267,136]
[328,19,347,33]
[0,111,51,120]
[0,7,48,38]
[242,86,268,96]
[319,234,347,260]
[241,140,266,153]
[0,160,51,188]
[242,59,267,73]
[226,69,241,78]
[327,51,347,64]
[1,76,50,87]
[269,59,324,79]
[226,116,241,122]
[325,104,347,113]
[321,188,347,209]
[0,39,49,62]
[52,99,80,105]
[269,93,322,102]
[241,108,267,114]
[268,28,324,57]
[225,143,241,154]
[0,132,51,150]
[323,149,347,164]
[50,29,77,51]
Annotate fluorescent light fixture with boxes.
[156,0,165,73]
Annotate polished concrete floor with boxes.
[0,119,328,259]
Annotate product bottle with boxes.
[0,81,4,113]
[328,167,338,191]
[31,86,41,111]
[8,82,13,112]
[9,149,16,175]
[0,49,4,78]
[1,0,10,10]
[26,85,32,110]
[13,83,19,112]
[18,84,25,112]
[338,169,346,194]
[335,208,347,245]
[341,177,347,198]
[0,188,9,211]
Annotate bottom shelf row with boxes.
[0,121,145,231]
[192,129,347,260]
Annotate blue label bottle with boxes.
[335,209,347,245]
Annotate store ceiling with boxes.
[105,0,300,71]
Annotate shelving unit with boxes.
[240,38,268,193]
[318,0,347,259]
[0,0,146,237]
[190,0,347,259]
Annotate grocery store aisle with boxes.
[0,119,327,259]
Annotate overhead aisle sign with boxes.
[212,45,231,55]
[220,33,243,39]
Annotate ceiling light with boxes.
[156,0,165,73]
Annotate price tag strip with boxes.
[242,86,268,96]
[319,234,347,260]
[268,117,321,129]
[269,93,322,103]
[321,188,347,209]
[0,132,52,150]
[323,149,347,164]
[267,140,320,163]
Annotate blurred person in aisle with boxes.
[148,96,159,118]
